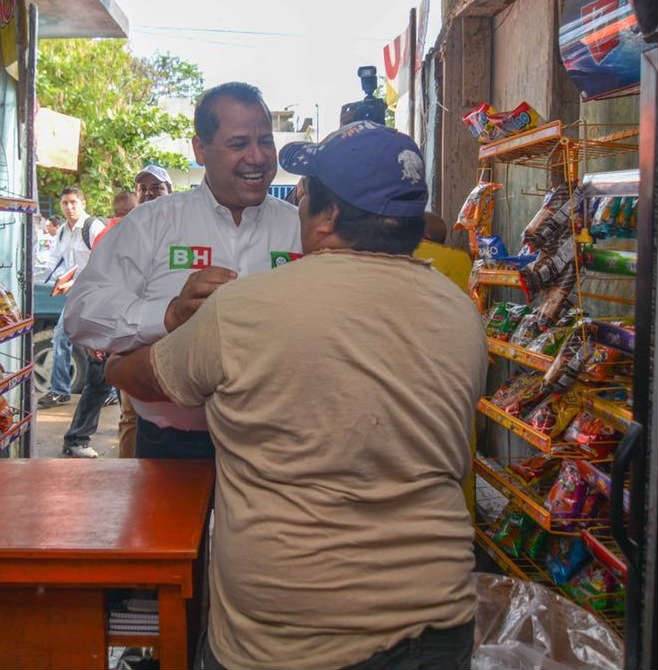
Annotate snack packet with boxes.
[509,455,560,485]
[525,525,548,560]
[523,391,580,438]
[534,261,578,330]
[522,185,570,249]
[565,564,622,611]
[510,312,541,347]
[454,182,503,258]
[485,302,531,341]
[582,246,637,276]
[0,397,12,433]
[546,537,591,585]
[526,328,569,356]
[463,103,504,143]
[565,412,621,459]
[492,508,533,558]
[590,197,621,239]
[490,373,545,416]
[544,461,588,527]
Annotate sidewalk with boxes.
[34,395,121,458]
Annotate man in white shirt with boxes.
[64,82,301,457]
[38,188,105,409]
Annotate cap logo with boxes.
[398,150,423,185]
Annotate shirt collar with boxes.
[67,212,89,231]
[200,177,268,224]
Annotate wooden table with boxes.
[0,459,214,670]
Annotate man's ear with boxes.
[315,202,340,237]
[192,136,206,166]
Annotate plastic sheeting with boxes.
[473,573,623,670]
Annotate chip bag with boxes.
[490,373,545,416]
[544,461,588,528]
[546,537,591,585]
[454,182,503,258]
[523,391,580,438]
[485,302,531,341]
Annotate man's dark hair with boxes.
[60,186,85,201]
[306,176,425,255]
[194,82,271,144]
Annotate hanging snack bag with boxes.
[523,391,580,438]
[546,537,591,585]
[535,261,579,331]
[544,460,588,527]
[522,185,570,249]
[490,373,545,416]
[583,344,626,382]
[526,327,569,357]
[510,312,542,347]
[582,246,637,276]
[485,302,531,341]
[564,412,621,458]
[454,182,503,258]
[491,101,542,137]
[590,197,622,239]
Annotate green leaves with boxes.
[37,40,203,214]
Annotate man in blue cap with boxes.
[106,121,488,670]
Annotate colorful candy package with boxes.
[0,397,12,434]
[509,455,560,485]
[525,525,548,560]
[523,391,580,438]
[526,328,569,356]
[543,330,589,392]
[492,508,532,558]
[545,537,591,585]
[463,103,504,143]
[583,344,626,382]
[490,373,545,416]
[463,101,542,143]
[534,261,578,330]
[485,302,531,341]
[544,460,588,526]
[454,182,503,258]
[510,312,542,347]
[582,246,637,276]
[590,197,621,239]
[522,185,570,249]
[564,412,621,458]
[565,564,623,611]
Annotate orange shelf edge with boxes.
[0,414,31,451]
[487,337,553,372]
[478,398,553,452]
[0,317,34,345]
[0,364,33,397]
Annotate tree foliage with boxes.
[37,40,204,215]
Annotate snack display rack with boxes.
[471,119,639,639]
[0,196,37,458]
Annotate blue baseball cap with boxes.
[279,121,428,218]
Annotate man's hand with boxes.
[164,266,237,332]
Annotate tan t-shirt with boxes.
[152,250,488,670]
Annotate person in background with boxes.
[64,82,301,459]
[34,215,63,282]
[38,188,105,409]
[60,191,138,458]
[106,122,487,670]
[118,168,172,458]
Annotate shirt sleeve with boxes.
[150,292,225,407]
[63,209,170,353]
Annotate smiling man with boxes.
[64,82,301,457]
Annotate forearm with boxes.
[105,347,169,402]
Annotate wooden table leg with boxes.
[159,585,188,670]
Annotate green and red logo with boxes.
[169,245,213,270]
[271,251,303,268]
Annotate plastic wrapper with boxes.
[565,564,623,612]
[484,302,531,341]
[522,185,570,249]
[509,455,560,485]
[535,261,578,330]
[490,373,545,416]
[559,0,642,101]
[524,525,548,560]
[509,312,541,347]
[454,182,503,257]
[583,344,625,382]
[492,508,532,558]
[583,245,637,276]
[472,572,624,670]
[590,320,635,354]
[543,330,589,392]
[590,197,621,239]
[463,101,542,143]
[526,328,568,357]
[520,236,576,301]
[523,392,580,438]
[546,536,591,585]
[544,461,588,526]
[564,412,621,459]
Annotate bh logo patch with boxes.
[169,245,213,270]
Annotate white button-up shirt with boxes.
[64,180,301,430]
[44,213,105,280]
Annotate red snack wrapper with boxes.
[544,461,588,527]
